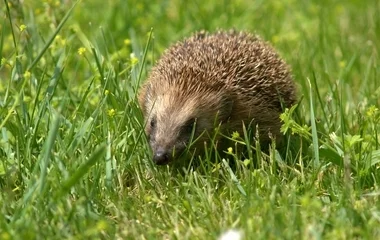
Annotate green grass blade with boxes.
[308,78,320,168]
[4,0,17,54]
[105,130,113,189]
[27,0,80,71]
[57,144,106,198]
[222,159,246,196]
[38,111,61,194]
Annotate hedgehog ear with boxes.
[219,95,234,122]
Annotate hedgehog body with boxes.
[139,30,297,165]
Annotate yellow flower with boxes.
[124,39,131,46]
[1,232,11,240]
[55,35,66,45]
[339,60,346,68]
[227,147,233,154]
[78,47,86,55]
[35,8,42,15]
[96,220,107,231]
[231,131,240,140]
[19,24,27,32]
[366,105,378,117]
[104,90,110,95]
[130,53,138,65]
[107,109,116,117]
[60,38,66,46]
[243,159,251,166]
[272,35,280,44]
[23,71,31,79]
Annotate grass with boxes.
[1,0,380,239]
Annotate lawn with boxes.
[1,0,380,239]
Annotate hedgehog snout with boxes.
[153,147,171,165]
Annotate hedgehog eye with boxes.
[182,118,196,134]
[150,117,156,129]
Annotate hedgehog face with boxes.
[140,86,233,165]
[146,111,198,165]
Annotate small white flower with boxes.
[218,229,242,240]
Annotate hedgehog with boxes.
[138,30,297,165]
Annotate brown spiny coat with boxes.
[139,30,296,165]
